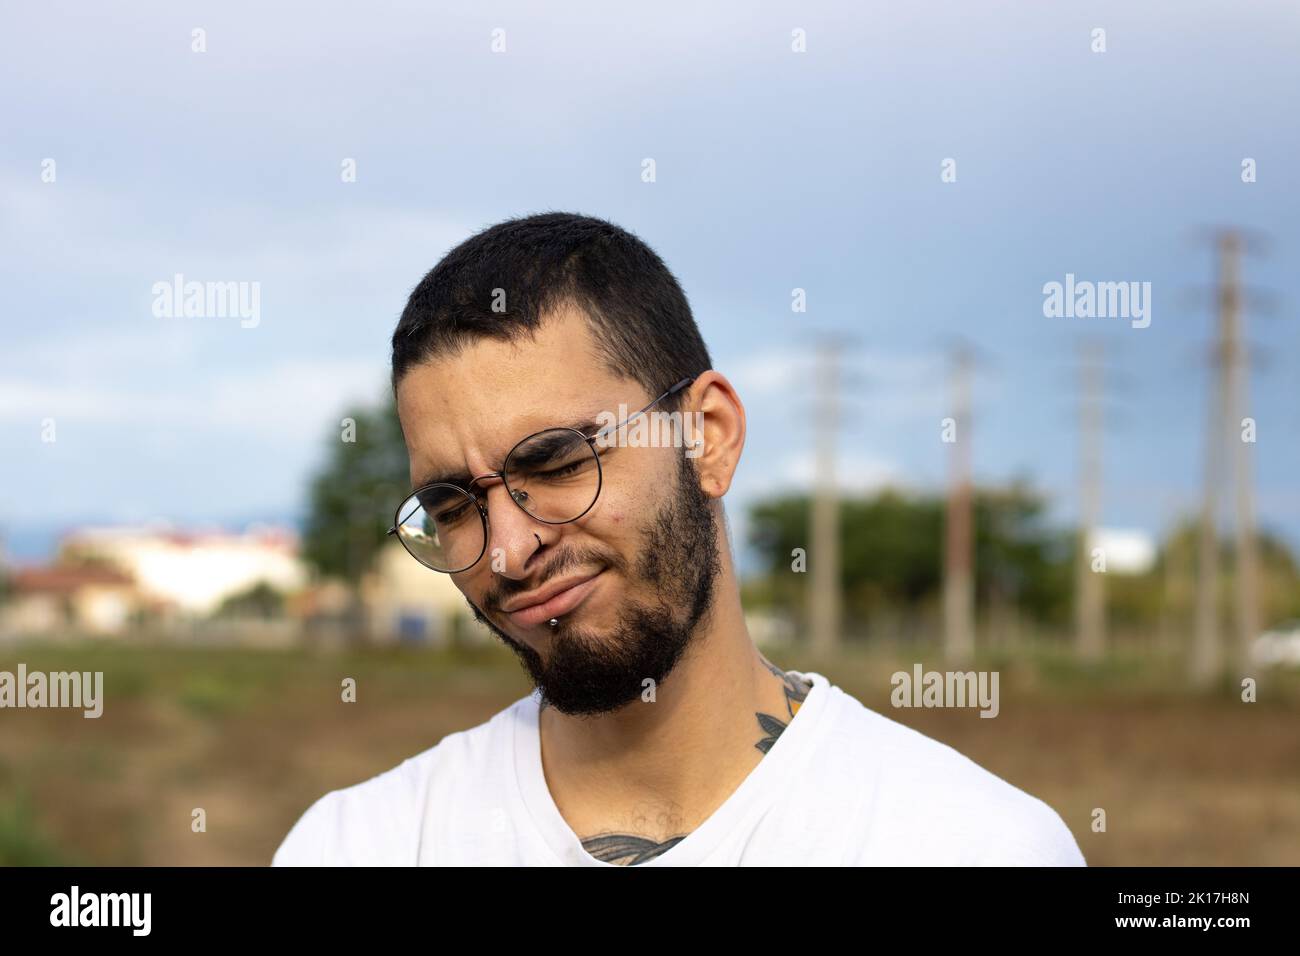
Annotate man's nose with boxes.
[479,479,545,578]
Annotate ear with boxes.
[681,371,746,498]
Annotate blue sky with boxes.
[2,0,1298,567]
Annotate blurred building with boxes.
[359,539,483,646]
[58,524,308,618]
[1,525,490,647]
[1,564,143,637]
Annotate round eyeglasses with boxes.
[388,378,695,573]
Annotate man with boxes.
[273,212,1085,866]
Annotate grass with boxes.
[1,636,1296,865]
[0,785,76,866]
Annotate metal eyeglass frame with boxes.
[387,376,697,573]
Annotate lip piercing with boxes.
[548,618,559,629]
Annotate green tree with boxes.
[215,580,285,619]
[1139,520,1300,633]
[747,487,1300,642]
[301,388,411,584]
[747,484,1073,634]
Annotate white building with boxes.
[60,524,309,617]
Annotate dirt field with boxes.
[1,639,1296,865]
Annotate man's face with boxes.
[395,305,721,717]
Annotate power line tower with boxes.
[1075,338,1106,662]
[808,338,843,656]
[1191,230,1263,686]
[943,344,975,665]
[1058,337,1133,661]
[805,334,865,655]
[1224,235,1261,681]
[776,329,863,656]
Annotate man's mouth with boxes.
[501,570,606,629]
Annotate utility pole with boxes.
[1191,343,1226,686]
[1075,339,1106,661]
[943,345,974,665]
[809,339,843,657]
[1222,234,1260,678]
[1191,230,1259,686]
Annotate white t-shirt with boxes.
[272,670,1086,866]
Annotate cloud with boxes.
[777,453,903,495]
[0,355,385,436]
[728,347,949,427]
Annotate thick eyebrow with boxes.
[410,468,476,493]
[409,417,604,493]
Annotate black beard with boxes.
[466,453,721,717]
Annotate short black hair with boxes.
[390,212,712,411]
